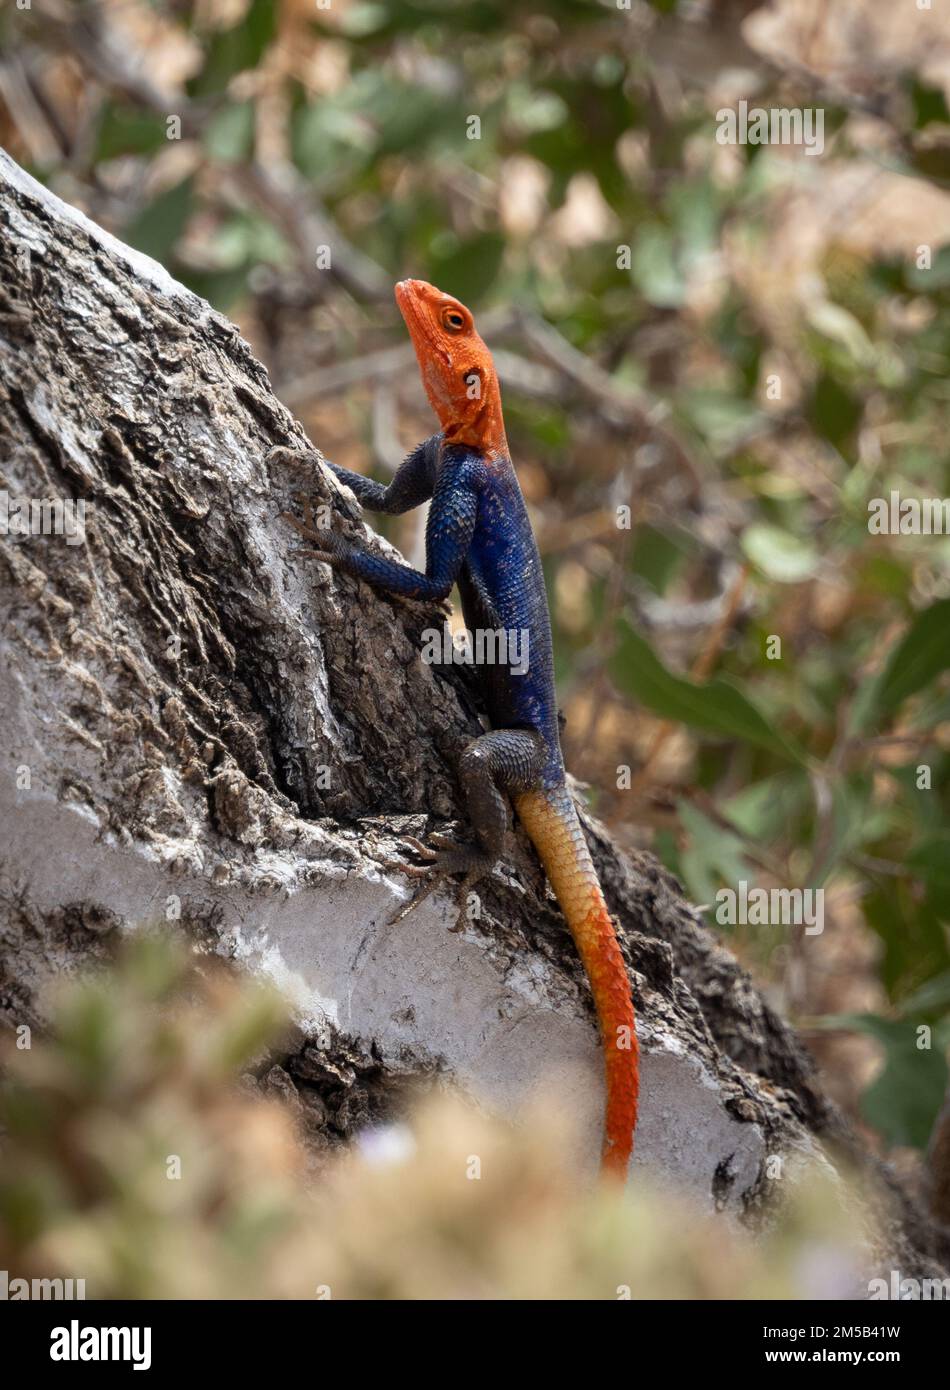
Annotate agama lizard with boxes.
[282,279,639,1179]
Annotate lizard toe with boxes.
[383,846,496,927]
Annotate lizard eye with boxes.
[442,308,466,333]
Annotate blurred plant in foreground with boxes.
[0,933,303,1299]
[0,935,870,1299]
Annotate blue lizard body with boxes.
[326,439,564,791]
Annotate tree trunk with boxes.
[0,149,944,1282]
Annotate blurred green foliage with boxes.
[0,937,867,1299]
[0,935,301,1298]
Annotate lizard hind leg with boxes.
[384,728,547,929]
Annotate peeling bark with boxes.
[0,150,945,1283]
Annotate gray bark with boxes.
[0,148,944,1285]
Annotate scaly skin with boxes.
[284,279,639,1179]
[513,785,639,1178]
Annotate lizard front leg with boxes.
[270,433,440,516]
[282,450,480,602]
[324,434,441,514]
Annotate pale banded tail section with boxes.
[514,785,639,1179]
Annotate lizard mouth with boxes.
[395,279,447,363]
[395,278,429,321]
[394,279,424,338]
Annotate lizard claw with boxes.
[382,837,494,929]
[281,496,349,565]
[397,834,440,863]
[427,831,463,852]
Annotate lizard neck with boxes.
[440,390,508,460]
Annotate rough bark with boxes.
[0,149,945,1283]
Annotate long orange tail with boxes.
[513,786,639,1180]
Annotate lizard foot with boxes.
[397,831,461,862]
[280,494,348,563]
[383,839,494,930]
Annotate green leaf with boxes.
[630,226,684,308]
[906,244,950,290]
[813,774,875,886]
[427,232,505,305]
[820,1014,948,1148]
[908,143,950,185]
[506,85,568,135]
[723,772,810,841]
[293,100,376,179]
[629,524,688,595]
[668,178,720,267]
[338,2,390,36]
[204,103,255,164]
[910,78,950,129]
[611,623,805,763]
[806,300,875,367]
[188,0,277,98]
[678,802,749,909]
[852,599,950,732]
[679,390,764,454]
[741,524,818,583]
[808,373,861,449]
[123,177,194,264]
[181,266,251,312]
[96,104,168,161]
[907,837,950,919]
[864,881,950,1000]
[898,970,950,1019]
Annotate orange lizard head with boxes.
[395,279,508,458]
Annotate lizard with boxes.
[280,278,639,1180]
